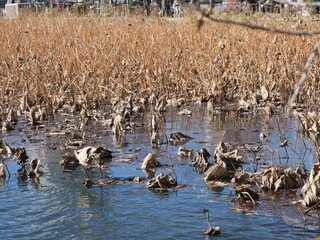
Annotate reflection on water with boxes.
[0,105,319,239]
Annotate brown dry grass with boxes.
[0,15,319,113]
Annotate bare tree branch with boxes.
[200,12,320,35]
[272,0,320,7]
[286,40,320,116]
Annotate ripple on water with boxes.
[0,107,319,239]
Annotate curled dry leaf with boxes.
[147,172,177,189]
[213,141,227,159]
[29,158,42,177]
[215,150,243,171]
[231,171,250,185]
[262,167,301,191]
[169,132,193,145]
[74,146,112,166]
[190,148,211,173]
[141,153,161,170]
[203,226,221,236]
[0,139,14,158]
[204,165,233,182]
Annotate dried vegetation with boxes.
[0,13,320,233]
[0,15,319,120]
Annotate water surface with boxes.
[0,105,319,239]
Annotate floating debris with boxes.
[84,176,147,187]
[74,146,112,166]
[203,226,221,236]
[169,132,193,145]
[147,172,177,189]
[190,148,211,173]
[302,162,320,207]
[65,140,85,148]
[178,108,192,116]
[114,154,137,163]
[178,146,193,158]
[141,153,161,170]
[60,154,80,169]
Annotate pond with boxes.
[0,104,319,239]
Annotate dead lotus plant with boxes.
[74,146,112,166]
[147,171,178,189]
[141,153,161,170]
[261,167,302,191]
[178,146,193,158]
[214,142,243,171]
[15,148,28,167]
[0,140,14,158]
[190,148,212,173]
[169,132,193,145]
[29,158,42,177]
[301,162,320,207]
[203,164,233,184]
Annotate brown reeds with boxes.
[0,15,319,115]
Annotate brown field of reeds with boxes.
[0,15,319,114]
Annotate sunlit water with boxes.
[0,105,319,239]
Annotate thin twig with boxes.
[242,192,256,205]
[294,194,307,227]
[272,0,320,7]
[200,11,320,36]
[287,41,320,116]
[203,209,212,228]
[305,200,320,214]
[5,163,11,180]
